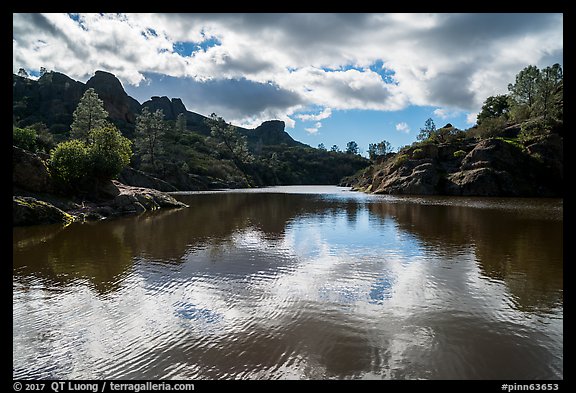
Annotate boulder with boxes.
[460,138,522,171]
[13,196,75,226]
[374,159,439,195]
[110,181,188,211]
[446,168,516,196]
[111,194,147,214]
[13,146,54,193]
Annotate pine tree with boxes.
[135,107,167,172]
[70,88,109,141]
[508,65,540,119]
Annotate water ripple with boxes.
[13,189,563,379]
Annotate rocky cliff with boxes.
[85,70,141,126]
[340,134,562,197]
[245,120,306,150]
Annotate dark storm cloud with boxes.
[415,13,562,52]
[126,73,303,120]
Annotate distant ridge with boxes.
[13,70,305,148]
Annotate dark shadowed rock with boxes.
[13,146,54,193]
[142,96,176,119]
[14,70,306,150]
[244,120,305,148]
[13,72,85,132]
[141,96,190,121]
[86,70,141,124]
[446,168,516,196]
[119,166,179,192]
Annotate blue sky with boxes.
[13,13,563,153]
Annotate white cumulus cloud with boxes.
[304,122,323,134]
[13,13,563,127]
[297,107,332,122]
[395,122,410,133]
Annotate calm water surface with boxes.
[13,186,563,379]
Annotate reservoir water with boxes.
[13,186,563,379]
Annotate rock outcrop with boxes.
[13,72,85,133]
[341,135,562,197]
[119,166,179,192]
[13,196,75,226]
[141,96,186,121]
[85,70,141,125]
[106,180,187,215]
[245,120,305,149]
[13,146,54,194]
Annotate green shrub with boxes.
[453,150,467,158]
[13,127,37,151]
[49,139,90,188]
[471,116,507,139]
[495,137,525,151]
[392,153,409,169]
[49,125,132,192]
[412,148,425,159]
[88,126,132,180]
[518,119,551,143]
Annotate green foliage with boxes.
[508,65,540,114]
[494,137,526,152]
[417,118,436,142]
[508,104,531,123]
[346,141,359,155]
[330,145,340,153]
[175,112,187,134]
[49,125,132,192]
[13,126,37,151]
[368,140,392,160]
[477,95,510,126]
[392,153,409,169]
[317,143,326,151]
[256,145,369,185]
[87,126,133,180]
[415,119,463,144]
[207,113,253,164]
[206,113,254,184]
[471,116,508,139]
[412,148,425,159]
[28,123,56,153]
[453,150,466,158]
[538,63,563,121]
[49,139,91,189]
[518,119,552,143]
[135,107,167,172]
[70,88,109,141]
[507,63,563,122]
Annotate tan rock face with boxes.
[342,136,562,197]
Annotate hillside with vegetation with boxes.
[340,64,563,197]
[13,70,369,191]
[13,69,368,226]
